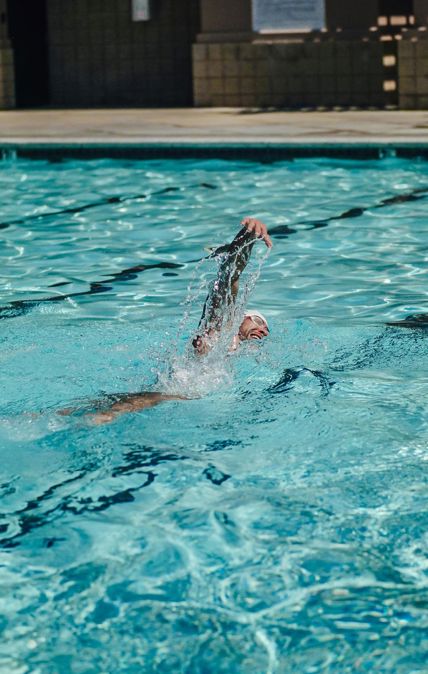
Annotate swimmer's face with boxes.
[238,316,269,341]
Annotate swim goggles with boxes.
[244,310,269,331]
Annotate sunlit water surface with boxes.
[1,156,428,673]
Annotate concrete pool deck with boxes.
[0,108,428,145]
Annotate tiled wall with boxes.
[193,41,386,108]
[46,0,199,107]
[0,0,15,108]
[0,45,14,109]
[398,38,428,109]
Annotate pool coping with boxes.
[2,140,428,160]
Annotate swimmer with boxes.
[61,217,272,424]
[192,216,271,354]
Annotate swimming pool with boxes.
[1,154,428,673]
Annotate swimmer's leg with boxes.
[88,392,186,425]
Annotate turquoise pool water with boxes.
[1,155,428,673]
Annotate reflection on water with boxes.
[1,157,428,673]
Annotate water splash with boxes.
[155,242,270,398]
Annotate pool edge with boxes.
[1,140,428,160]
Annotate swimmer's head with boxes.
[238,310,269,342]
[193,310,269,354]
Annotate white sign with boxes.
[252,0,325,32]
[132,0,151,21]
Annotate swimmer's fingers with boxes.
[192,335,210,355]
[241,217,272,248]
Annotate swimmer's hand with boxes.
[192,331,217,355]
[241,217,272,248]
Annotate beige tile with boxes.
[416,41,428,59]
[211,94,226,105]
[193,77,208,93]
[257,95,272,107]
[222,94,240,106]
[398,58,416,77]
[254,77,270,94]
[254,45,269,62]
[193,44,208,61]
[0,49,13,66]
[239,61,255,77]
[193,60,208,78]
[223,60,239,77]
[208,44,222,60]
[2,80,14,97]
[240,77,255,94]
[210,78,224,94]
[192,44,208,61]
[399,76,417,93]
[222,44,239,61]
[239,44,255,61]
[224,77,239,94]
[241,93,257,106]
[271,44,288,60]
[416,75,428,93]
[399,41,416,59]
[416,58,428,76]
[208,60,222,78]
[193,88,211,106]
[254,60,268,78]
[192,43,208,61]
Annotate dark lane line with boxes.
[0,182,217,231]
[269,185,428,238]
[0,261,183,320]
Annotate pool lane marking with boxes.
[0,260,183,320]
[0,183,217,231]
[269,185,428,239]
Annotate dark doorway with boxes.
[379,0,413,15]
[6,0,49,107]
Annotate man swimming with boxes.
[69,217,271,424]
[192,216,271,354]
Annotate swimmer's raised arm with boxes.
[193,218,271,352]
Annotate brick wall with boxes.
[193,41,386,108]
[398,38,428,109]
[46,0,199,107]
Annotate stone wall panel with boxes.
[193,40,389,109]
